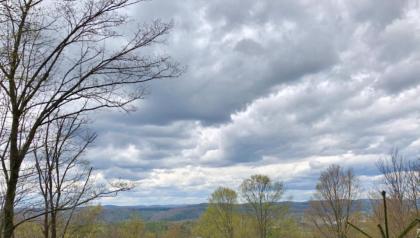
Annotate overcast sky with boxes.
[86,0,420,205]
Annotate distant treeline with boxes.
[14,150,419,238]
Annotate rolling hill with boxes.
[98,200,372,223]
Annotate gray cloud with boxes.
[83,0,420,205]
[378,60,420,93]
[113,0,342,125]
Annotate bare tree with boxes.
[36,114,94,238]
[0,94,10,213]
[348,191,420,238]
[307,164,360,238]
[407,159,419,214]
[0,0,181,237]
[374,150,420,237]
[240,174,284,238]
[0,97,38,235]
[28,112,131,238]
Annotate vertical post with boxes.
[382,191,389,238]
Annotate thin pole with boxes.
[382,191,389,238]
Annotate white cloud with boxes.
[85,0,420,204]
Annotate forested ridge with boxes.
[13,155,420,238]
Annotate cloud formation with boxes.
[87,0,420,205]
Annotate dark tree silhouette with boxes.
[0,0,181,237]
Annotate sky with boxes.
[85,0,420,205]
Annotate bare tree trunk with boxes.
[50,211,56,238]
[3,169,18,238]
[3,109,21,238]
[43,200,49,238]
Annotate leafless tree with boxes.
[25,112,130,238]
[240,174,284,238]
[407,159,419,214]
[0,94,9,212]
[0,109,7,194]
[374,150,420,237]
[0,96,38,235]
[307,164,360,238]
[0,0,181,237]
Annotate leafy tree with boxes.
[240,174,284,238]
[162,223,191,238]
[233,213,258,238]
[64,205,104,238]
[114,215,146,238]
[271,212,305,238]
[14,222,43,238]
[193,206,220,238]
[145,221,167,237]
[208,187,237,238]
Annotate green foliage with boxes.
[114,215,146,238]
[162,223,192,238]
[232,214,258,238]
[11,167,418,238]
[64,205,105,238]
[14,222,43,238]
[145,221,167,236]
[193,183,306,238]
[209,187,237,238]
[270,216,305,238]
[193,205,221,238]
[193,205,306,238]
[240,174,285,238]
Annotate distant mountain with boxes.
[100,203,208,223]
[98,199,373,223]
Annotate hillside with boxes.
[98,200,372,223]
